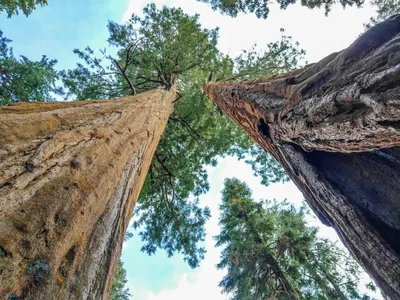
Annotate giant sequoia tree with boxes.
[206,15,400,299]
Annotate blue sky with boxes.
[0,0,129,69]
[1,0,383,299]
[122,157,311,299]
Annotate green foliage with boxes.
[0,0,48,18]
[365,0,400,29]
[62,5,302,268]
[62,4,223,268]
[61,3,220,99]
[198,0,364,19]
[110,261,131,300]
[216,178,375,300]
[243,144,290,186]
[0,31,62,105]
[215,29,305,83]
[232,33,304,80]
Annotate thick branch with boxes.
[155,152,174,178]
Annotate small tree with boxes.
[216,178,374,300]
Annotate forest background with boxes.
[0,0,393,298]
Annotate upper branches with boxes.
[198,0,365,19]
[62,4,219,100]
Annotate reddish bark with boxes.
[206,15,400,299]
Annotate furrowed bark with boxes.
[206,15,400,299]
[0,88,175,299]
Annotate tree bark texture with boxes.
[206,15,400,299]
[0,88,175,299]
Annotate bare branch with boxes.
[113,59,136,95]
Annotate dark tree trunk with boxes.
[205,15,400,299]
[0,88,175,299]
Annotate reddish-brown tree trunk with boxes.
[206,15,400,299]
[0,88,175,299]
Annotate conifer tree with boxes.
[216,178,375,300]
[111,261,131,300]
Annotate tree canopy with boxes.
[0,0,48,17]
[198,0,364,19]
[216,178,375,299]
[61,4,299,268]
[0,31,61,105]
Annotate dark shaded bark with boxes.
[0,88,175,299]
[205,15,400,299]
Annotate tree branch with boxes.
[169,115,203,141]
[113,59,136,95]
[155,152,174,178]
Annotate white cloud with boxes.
[122,241,129,250]
[120,0,146,23]
[145,271,225,300]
